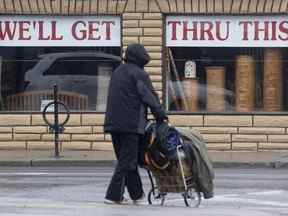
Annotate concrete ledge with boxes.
[31,159,116,167]
[0,159,286,168]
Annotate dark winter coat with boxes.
[104,43,167,134]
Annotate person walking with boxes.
[104,43,167,204]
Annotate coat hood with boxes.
[124,43,150,68]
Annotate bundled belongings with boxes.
[143,121,214,206]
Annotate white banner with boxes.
[166,16,288,47]
[0,16,121,47]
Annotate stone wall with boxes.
[0,0,287,151]
[0,114,287,151]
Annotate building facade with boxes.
[0,0,288,152]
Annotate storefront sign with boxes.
[0,16,120,46]
[166,16,288,47]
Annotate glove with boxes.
[156,115,169,123]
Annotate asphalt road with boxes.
[0,167,287,216]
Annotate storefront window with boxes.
[0,16,121,111]
[166,16,288,112]
[0,47,120,111]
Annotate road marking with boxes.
[247,190,284,195]
[211,196,288,207]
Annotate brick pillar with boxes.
[122,12,163,101]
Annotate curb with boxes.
[213,161,288,168]
[0,160,287,168]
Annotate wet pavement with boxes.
[0,167,287,215]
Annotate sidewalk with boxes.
[0,150,287,168]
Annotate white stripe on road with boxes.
[212,196,288,207]
[247,190,284,195]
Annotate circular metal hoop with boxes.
[42,101,70,127]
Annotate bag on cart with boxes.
[143,121,182,170]
[143,121,215,199]
[178,128,215,199]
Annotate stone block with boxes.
[0,115,30,126]
[214,0,224,13]
[268,135,288,142]
[82,114,105,126]
[199,0,207,13]
[144,46,162,52]
[231,0,242,13]
[140,37,162,46]
[98,0,108,13]
[193,127,237,134]
[0,141,26,150]
[259,142,288,150]
[145,66,162,75]
[105,134,112,141]
[123,20,139,28]
[272,0,284,12]
[14,126,47,133]
[31,114,80,126]
[0,127,13,133]
[232,142,258,151]
[239,127,285,134]
[169,115,203,126]
[4,0,15,13]
[149,52,162,60]
[27,141,54,150]
[191,0,199,13]
[139,20,162,28]
[223,0,233,12]
[248,0,258,12]
[82,0,91,14]
[204,115,252,127]
[136,0,148,12]
[123,36,139,45]
[125,0,137,12]
[64,126,92,134]
[93,126,104,133]
[14,134,41,141]
[62,141,91,150]
[157,0,170,12]
[42,134,71,141]
[152,82,162,91]
[150,75,162,82]
[123,13,143,20]
[107,0,118,14]
[232,134,267,142]
[146,60,162,67]
[203,134,231,143]
[92,142,113,151]
[0,134,12,141]
[206,143,231,151]
[256,0,266,12]
[143,28,163,36]
[207,0,214,13]
[264,0,273,12]
[280,0,288,12]
[184,0,193,12]
[143,13,162,20]
[254,116,288,127]
[123,28,143,36]
[240,0,250,12]
[72,134,105,141]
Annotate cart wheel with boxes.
[183,188,201,207]
[148,188,165,206]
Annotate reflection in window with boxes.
[166,47,287,112]
[0,47,121,111]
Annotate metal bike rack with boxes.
[42,85,70,158]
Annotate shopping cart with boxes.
[144,122,202,207]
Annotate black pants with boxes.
[105,132,144,202]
